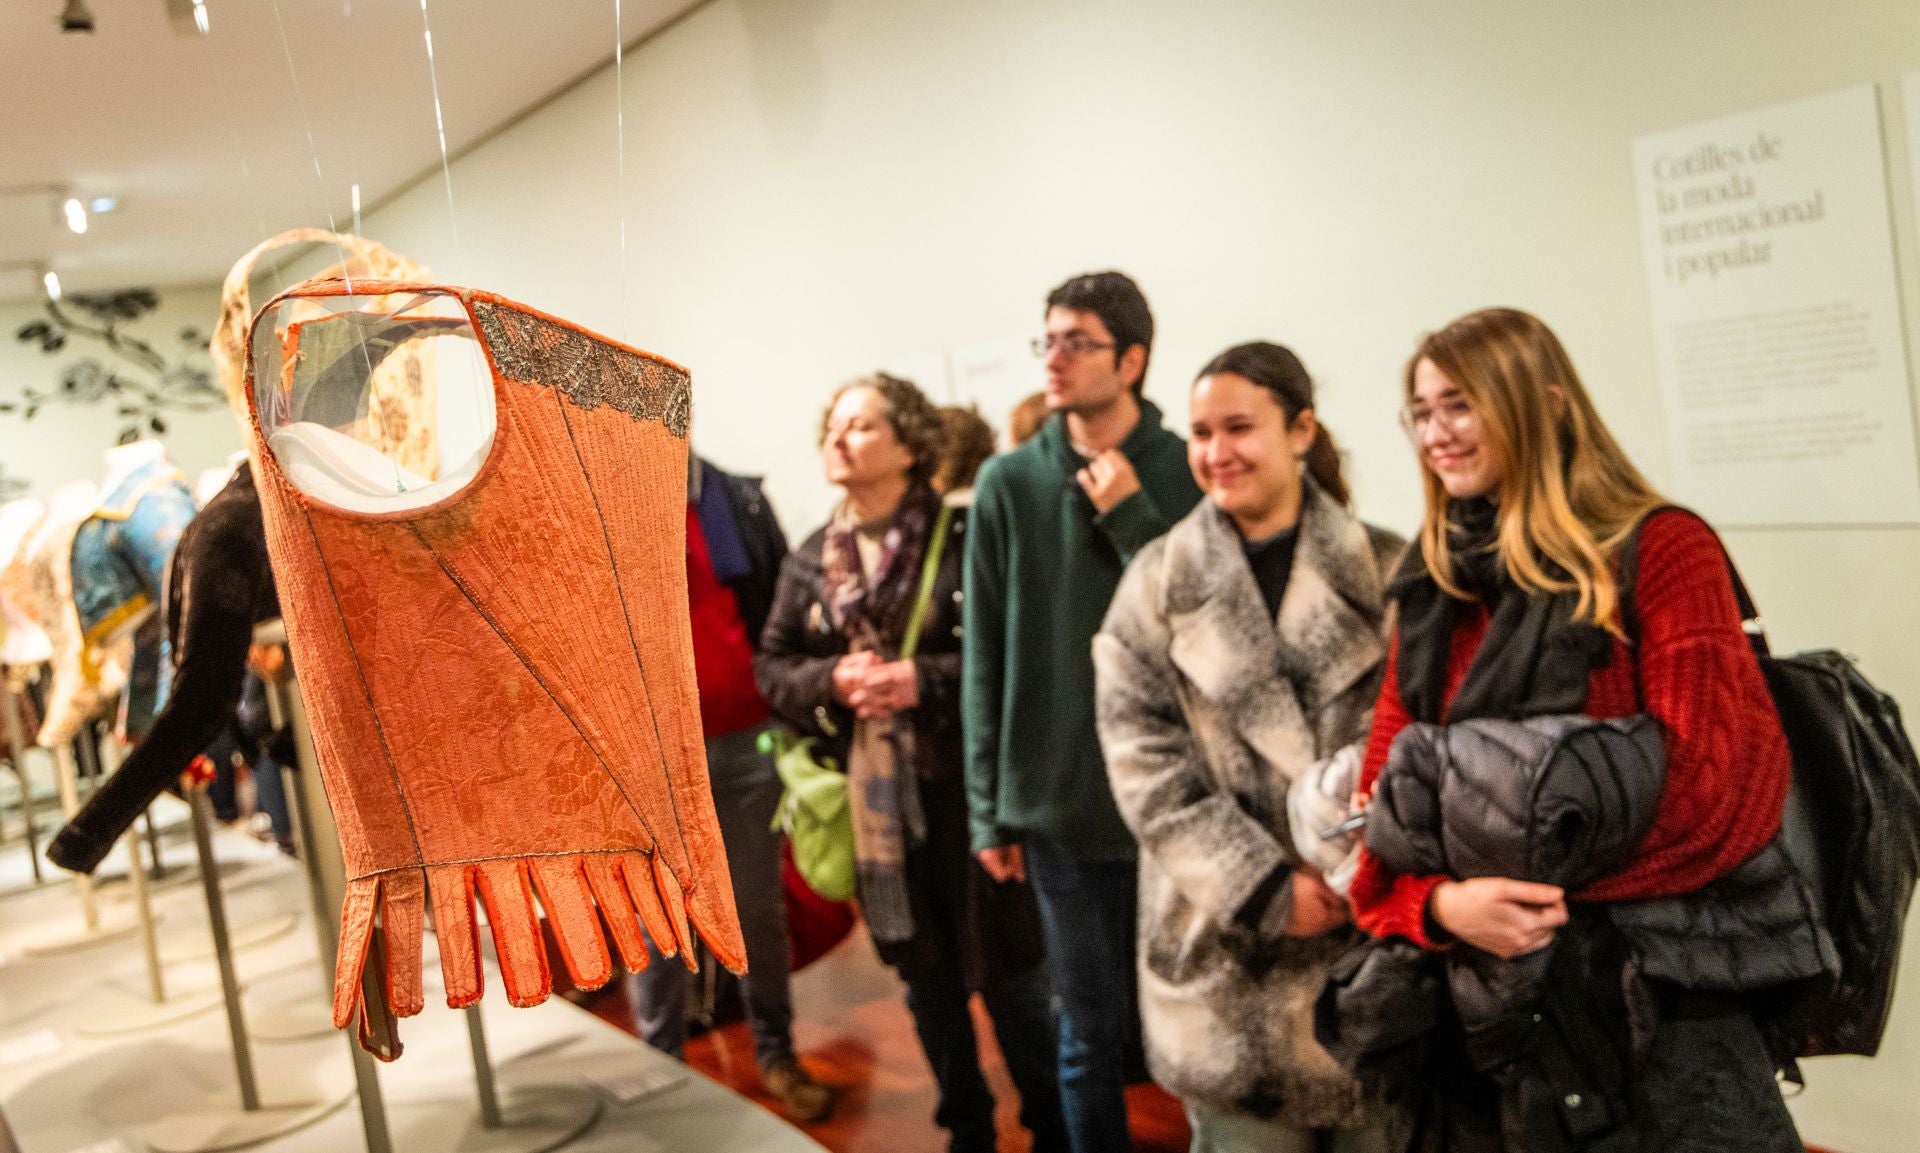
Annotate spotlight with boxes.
[44,270,62,301]
[192,0,209,35]
[63,197,88,235]
[59,0,94,33]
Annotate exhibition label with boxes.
[1633,84,1920,525]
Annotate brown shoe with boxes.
[760,1056,834,1124]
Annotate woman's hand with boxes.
[1284,868,1352,937]
[247,642,289,684]
[850,660,919,719]
[831,651,881,705]
[1428,877,1567,958]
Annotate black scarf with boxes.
[1388,499,1613,724]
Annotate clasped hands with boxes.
[1348,784,1569,959]
[831,650,919,720]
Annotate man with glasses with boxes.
[963,271,1202,1152]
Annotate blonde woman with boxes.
[1345,308,1810,1151]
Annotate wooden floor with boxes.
[585,930,1190,1152]
[580,932,1848,1153]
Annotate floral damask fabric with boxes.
[246,279,740,1059]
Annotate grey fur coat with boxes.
[1094,482,1403,1126]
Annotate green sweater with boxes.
[962,400,1203,859]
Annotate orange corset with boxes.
[246,280,741,1058]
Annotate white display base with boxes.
[386,1084,604,1153]
[160,911,297,965]
[145,1089,352,1153]
[75,985,224,1038]
[244,969,335,1044]
[14,912,140,957]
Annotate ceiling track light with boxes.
[43,269,63,301]
[62,196,88,235]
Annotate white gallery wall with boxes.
[0,0,1907,1144]
[354,3,1920,1146]
[0,285,241,497]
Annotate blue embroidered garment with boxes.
[69,460,197,739]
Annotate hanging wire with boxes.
[613,0,630,337]
[268,0,355,287]
[194,20,282,292]
[267,0,390,451]
[414,0,486,459]
[419,0,460,251]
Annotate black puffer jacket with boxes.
[1360,715,1667,1078]
[1318,713,1835,1152]
[1366,714,1667,890]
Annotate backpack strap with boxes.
[1617,505,1769,660]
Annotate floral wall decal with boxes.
[8,289,223,442]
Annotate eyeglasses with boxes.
[1030,333,1117,359]
[1398,398,1476,438]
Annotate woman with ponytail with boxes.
[1094,342,1403,1151]
[1342,308,1811,1150]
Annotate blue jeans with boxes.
[630,723,795,1068]
[1025,838,1140,1153]
[897,958,1066,1153]
[253,752,293,845]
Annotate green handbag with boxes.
[762,728,858,901]
[763,503,954,902]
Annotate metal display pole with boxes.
[264,646,395,1153]
[61,736,225,1034]
[99,737,166,1004]
[51,743,98,929]
[144,808,168,880]
[263,628,600,1153]
[137,777,345,1153]
[465,1007,507,1129]
[0,683,41,884]
[189,785,261,1110]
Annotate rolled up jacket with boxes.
[1365,712,1666,889]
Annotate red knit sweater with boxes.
[1349,509,1790,948]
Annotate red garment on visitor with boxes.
[684,507,768,739]
[1349,510,1790,948]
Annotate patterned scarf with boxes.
[820,487,933,943]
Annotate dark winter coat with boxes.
[755,494,1045,992]
[695,458,786,649]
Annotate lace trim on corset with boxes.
[471,298,690,438]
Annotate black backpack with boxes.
[1622,512,1920,1059]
